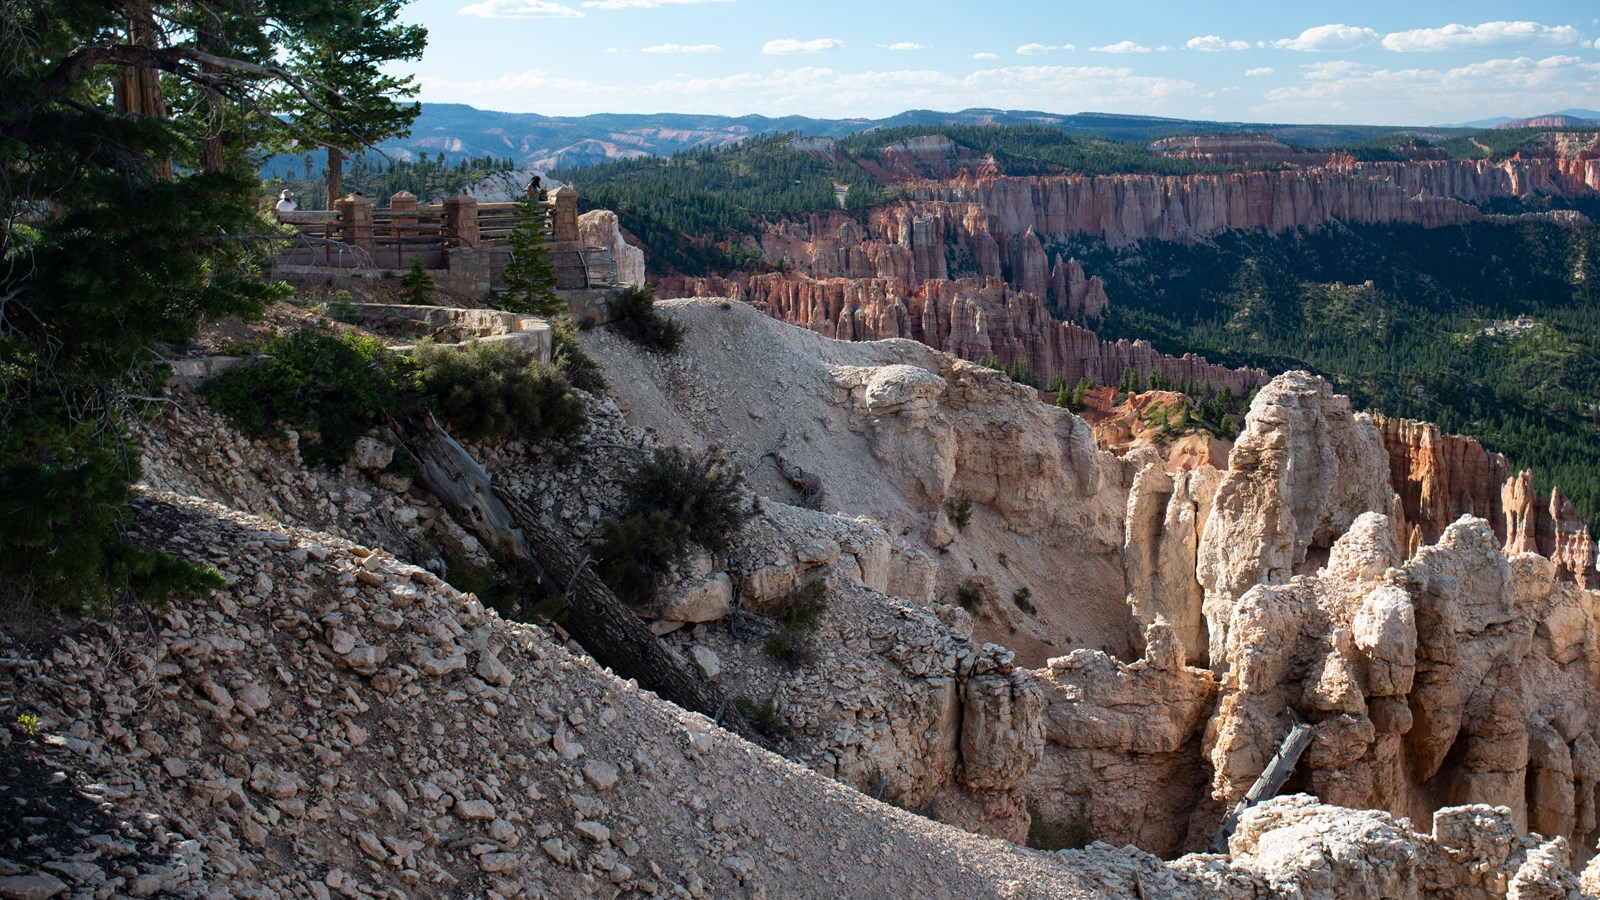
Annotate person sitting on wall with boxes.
[528,175,547,202]
[274,190,298,215]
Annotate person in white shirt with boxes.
[275,190,298,214]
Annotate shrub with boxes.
[594,510,689,606]
[326,289,360,324]
[955,581,984,611]
[762,581,829,668]
[399,258,434,305]
[1012,587,1035,615]
[770,580,828,630]
[550,317,607,394]
[732,692,793,740]
[611,284,684,353]
[621,444,749,548]
[200,327,415,467]
[412,340,586,444]
[595,445,751,605]
[943,493,973,531]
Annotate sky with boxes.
[400,0,1600,125]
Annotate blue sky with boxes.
[401,0,1600,124]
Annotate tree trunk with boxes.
[327,131,344,207]
[114,7,171,180]
[399,413,764,745]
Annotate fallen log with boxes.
[400,412,762,744]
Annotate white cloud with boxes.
[1244,67,1274,76]
[1381,21,1585,52]
[1265,24,1379,52]
[1186,35,1250,52]
[458,0,582,17]
[1091,41,1151,54]
[601,47,621,53]
[1017,42,1073,55]
[763,37,844,54]
[972,52,999,60]
[878,42,927,51]
[582,0,731,6]
[1252,54,1600,124]
[642,43,723,53]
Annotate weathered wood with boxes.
[402,413,763,745]
[1210,719,1314,853]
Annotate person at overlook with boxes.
[274,190,298,215]
[527,175,547,202]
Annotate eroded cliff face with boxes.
[901,155,1600,247]
[1376,414,1599,588]
[664,272,1266,396]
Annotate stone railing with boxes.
[275,185,615,295]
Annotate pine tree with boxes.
[2,0,426,611]
[281,0,427,207]
[400,257,435,304]
[500,193,563,317]
[1070,377,1091,412]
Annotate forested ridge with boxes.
[1071,214,1600,530]
[554,126,1263,276]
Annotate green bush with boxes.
[611,284,684,353]
[399,258,434,305]
[550,317,607,394]
[594,444,750,604]
[621,444,748,547]
[594,509,688,606]
[203,328,587,467]
[943,494,973,531]
[1012,587,1035,615]
[761,580,830,668]
[200,327,415,467]
[955,581,984,611]
[732,692,793,740]
[770,580,828,630]
[412,340,586,443]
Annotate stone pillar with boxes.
[336,193,374,249]
[389,190,418,225]
[443,194,479,247]
[550,185,579,243]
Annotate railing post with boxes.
[443,194,479,247]
[336,193,375,251]
[550,185,578,242]
[390,190,417,269]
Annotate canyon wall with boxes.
[663,272,1266,396]
[900,155,1600,248]
[1375,414,1598,588]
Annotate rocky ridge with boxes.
[583,301,1600,875]
[8,296,1600,896]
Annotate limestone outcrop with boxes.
[577,209,646,287]
[900,155,1598,247]
[1376,414,1599,587]
[1197,372,1394,664]
[1123,454,1223,665]
[1198,513,1600,855]
[1023,624,1219,857]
